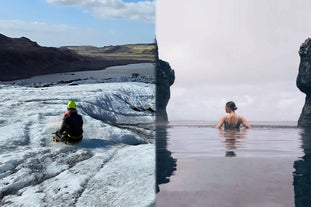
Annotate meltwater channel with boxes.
[156,121,311,207]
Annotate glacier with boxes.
[0,64,155,206]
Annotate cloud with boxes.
[0,19,76,45]
[46,0,155,23]
[0,19,122,47]
[0,19,74,33]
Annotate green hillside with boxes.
[64,43,156,61]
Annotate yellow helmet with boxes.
[67,100,76,109]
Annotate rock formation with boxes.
[156,60,175,124]
[155,55,175,124]
[154,42,176,192]
[297,38,311,127]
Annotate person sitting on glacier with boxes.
[53,100,83,144]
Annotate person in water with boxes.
[53,100,83,144]
[216,101,251,129]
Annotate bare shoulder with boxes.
[238,115,246,120]
[216,115,226,128]
[239,115,251,128]
[221,115,229,120]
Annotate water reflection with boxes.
[156,125,177,193]
[293,127,311,206]
[218,129,248,157]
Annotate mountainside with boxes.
[64,44,156,61]
[0,34,155,81]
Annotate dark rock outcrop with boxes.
[156,59,175,124]
[0,34,154,81]
[154,40,175,124]
[297,38,311,127]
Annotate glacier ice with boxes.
[0,80,155,206]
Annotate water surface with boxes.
[156,121,311,207]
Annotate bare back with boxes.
[224,114,242,130]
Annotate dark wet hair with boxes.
[226,101,238,111]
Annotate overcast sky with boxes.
[156,0,311,122]
[0,0,155,47]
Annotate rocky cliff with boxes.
[297,38,311,127]
[156,59,175,124]
[154,40,175,124]
[0,34,154,81]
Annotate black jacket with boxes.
[59,110,83,137]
